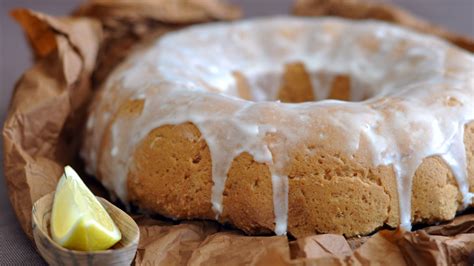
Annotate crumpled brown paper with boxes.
[131,215,474,265]
[4,8,102,238]
[2,0,474,265]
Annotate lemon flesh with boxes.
[51,166,122,251]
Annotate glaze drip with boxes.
[441,124,474,208]
[82,17,474,236]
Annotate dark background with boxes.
[1,0,473,264]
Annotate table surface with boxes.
[1,0,473,264]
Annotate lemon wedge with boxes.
[51,166,122,251]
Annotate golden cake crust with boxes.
[112,76,474,237]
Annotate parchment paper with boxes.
[3,0,473,265]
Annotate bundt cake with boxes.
[82,17,474,237]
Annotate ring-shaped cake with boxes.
[82,17,474,237]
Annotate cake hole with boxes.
[117,99,145,117]
[252,179,260,188]
[192,154,202,164]
[307,144,316,150]
[362,195,368,203]
[230,62,375,103]
[446,96,462,107]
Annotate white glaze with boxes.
[441,124,474,208]
[82,17,474,235]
